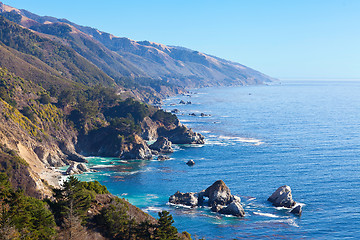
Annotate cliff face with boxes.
[76,116,204,159]
[0,69,84,195]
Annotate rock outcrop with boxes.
[149,137,173,153]
[186,160,195,166]
[219,201,245,217]
[140,117,159,141]
[122,142,153,160]
[169,191,199,207]
[158,125,205,144]
[66,162,91,175]
[158,155,170,161]
[169,180,245,217]
[290,205,302,215]
[203,180,233,207]
[267,185,296,208]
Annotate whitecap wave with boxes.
[167,202,194,209]
[253,211,280,218]
[218,136,264,145]
[275,206,290,210]
[200,130,211,133]
[92,164,116,168]
[143,206,163,212]
[260,219,299,228]
[146,194,159,199]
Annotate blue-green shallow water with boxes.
[76,81,360,239]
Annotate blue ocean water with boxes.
[77,81,360,239]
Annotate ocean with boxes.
[77,81,360,239]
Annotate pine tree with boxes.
[154,211,179,240]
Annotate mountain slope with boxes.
[0,15,115,89]
[0,2,274,91]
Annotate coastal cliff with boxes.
[0,66,204,197]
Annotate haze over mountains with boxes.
[0,1,273,101]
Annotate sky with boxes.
[3,0,360,79]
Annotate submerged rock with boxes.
[169,191,198,207]
[171,109,180,113]
[158,155,170,161]
[186,160,195,166]
[268,185,296,208]
[150,137,173,153]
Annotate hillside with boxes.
[0,1,274,95]
[0,65,196,238]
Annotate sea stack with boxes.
[267,185,296,208]
[169,180,245,217]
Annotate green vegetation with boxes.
[0,173,56,240]
[154,211,179,240]
[0,174,187,239]
[152,110,178,126]
[0,10,22,24]
[0,14,195,239]
[30,23,72,38]
[0,16,114,89]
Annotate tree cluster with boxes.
[0,174,188,240]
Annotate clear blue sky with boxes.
[3,0,360,79]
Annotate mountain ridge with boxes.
[0,1,274,93]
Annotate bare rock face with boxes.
[169,180,245,217]
[158,125,205,144]
[141,116,158,141]
[290,205,302,215]
[219,201,245,217]
[169,191,198,207]
[77,163,90,172]
[203,180,233,207]
[149,136,173,153]
[66,164,81,175]
[122,143,152,160]
[268,185,296,208]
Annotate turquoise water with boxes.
[77,81,360,239]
